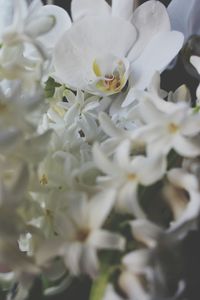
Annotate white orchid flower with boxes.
[93,140,166,217]
[53,0,183,100]
[53,15,135,96]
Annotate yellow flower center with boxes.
[168,123,179,134]
[127,173,137,181]
[40,174,48,185]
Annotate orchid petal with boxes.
[71,0,110,21]
[112,0,134,20]
[128,31,184,98]
[53,16,137,89]
[128,0,170,62]
[38,5,72,49]
[168,0,200,40]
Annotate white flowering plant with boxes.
[0,0,200,300]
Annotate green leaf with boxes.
[89,268,111,300]
[90,250,122,300]
[89,273,109,300]
[44,77,61,98]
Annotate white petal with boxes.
[138,95,166,123]
[25,15,56,38]
[169,190,200,235]
[181,114,200,136]
[36,238,63,265]
[0,0,13,39]
[93,143,118,175]
[167,0,199,39]
[71,0,110,21]
[130,219,163,248]
[130,31,184,91]
[63,242,82,276]
[122,249,150,272]
[197,84,200,100]
[89,189,116,229]
[119,271,150,300]
[173,135,200,158]
[89,229,125,251]
[190,55,200,74]
[167,168,199,192]
[38,5,72,49]
[54,213,77,240]
[137,154,166,185]
[112,0,134,20]
[80,245,99,278]
[117,181,145,218]
[121,86,137,107]
[53,16,137,88]
[128,0,170,61]
[99,112,125,137]
[115,140,131,169]
[103,285,124,300]
[28,0,43,16]
[172,84,191,103]
[67,195,89,230]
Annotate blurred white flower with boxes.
[133,90,200,157]
[36,190,125,278]
[0,0,71,49]
[93,140,166,216]
[165,168,200,233]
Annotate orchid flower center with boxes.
[92,54,129,96]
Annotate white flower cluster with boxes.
[0,0,200,300]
